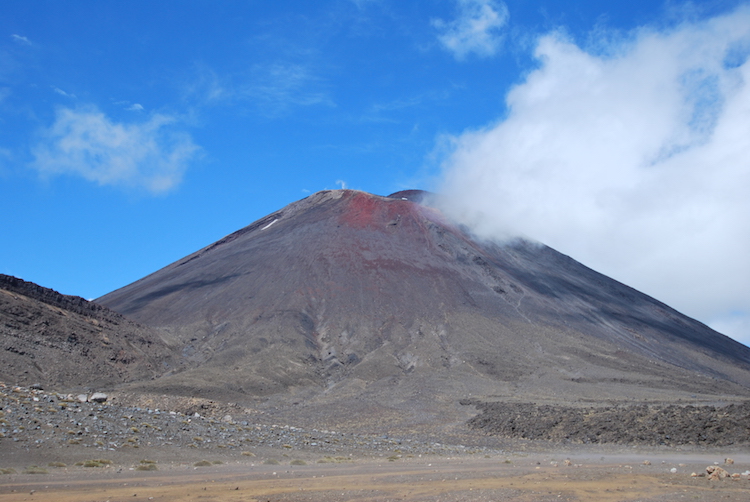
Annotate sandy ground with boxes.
[2,451,749,502]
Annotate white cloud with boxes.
[32,106,200,193]
[126,103,144,112]
[432,0,509,60]
[11,34,31,45]
[52,87,75,98]
[436,7,750,343]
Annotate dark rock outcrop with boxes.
[0,274,177,389]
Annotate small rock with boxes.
[706,465,730,480]
[89,393,108,403]
[670,467,677,473]
[691,472,698,477]
[642,460,651,465]
[725,458,734,465]
[731,473,740,479]
[76,394,88,403]
[30,384,43,390]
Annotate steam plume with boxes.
[436,7,750,344]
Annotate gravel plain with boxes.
[4,383,750,501]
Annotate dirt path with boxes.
[1,454,749,501]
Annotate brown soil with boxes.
[2,453,750,501]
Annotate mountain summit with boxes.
[98,189,750,427]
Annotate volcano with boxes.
[98,189,750,428]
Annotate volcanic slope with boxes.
[98,189,750,427]
[0,274,176,389]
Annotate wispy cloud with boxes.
[182,64,230,104]
[10,34,31,45]
[432,0,509,60]
[0,146,11,172]
[436,6,750,343]
[348,0,379,9]
[242,62,333,115]
[32,106,200,193]
[113,100,147,112]
[362,90,451,124]
[182,60,332,117]
[52,87,76,98]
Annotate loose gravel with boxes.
[0,383,497,464]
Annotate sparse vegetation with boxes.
[48,462,67,468]
[290,459,307,465]
[75,459,113,468]
[24,465,49,474]
[194,460,212,467]
[0,468,16,475]
[263,459,280,465]
[317,456,352,464]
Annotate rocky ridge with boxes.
[464,400,750,446]
[0,274,176,389]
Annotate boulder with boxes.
[89,392,108,403]
[706,465,730,480]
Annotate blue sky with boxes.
[2,1,749,345]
